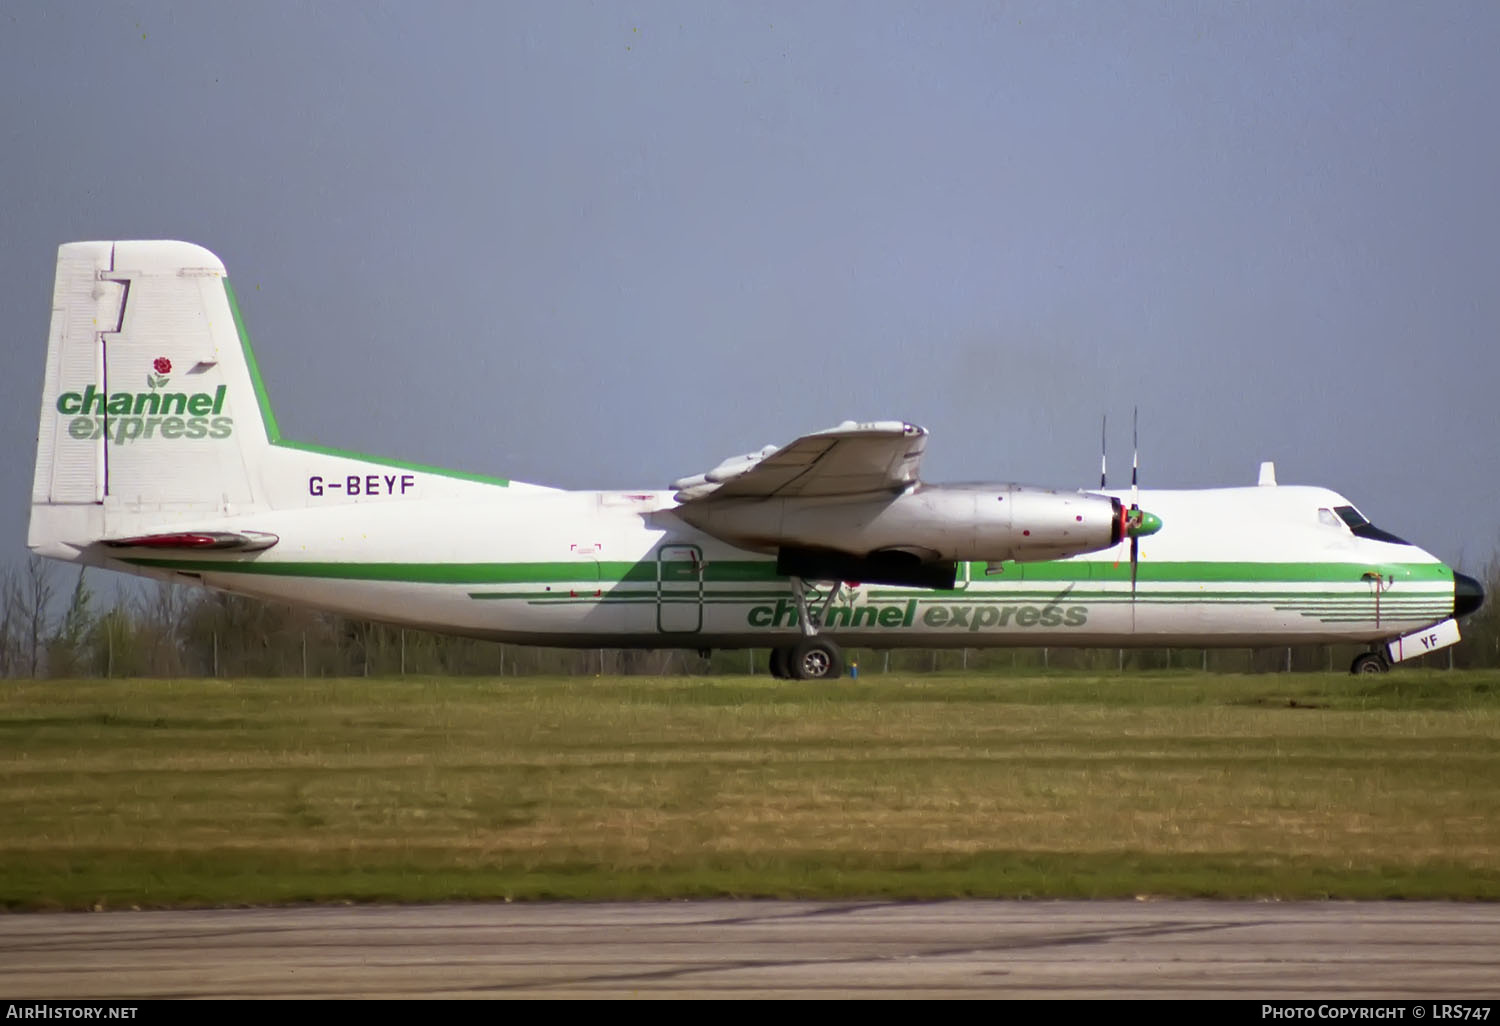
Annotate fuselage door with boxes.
[570,542,601,599]
[657,544,704,633]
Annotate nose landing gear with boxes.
[1350,651,1391,675]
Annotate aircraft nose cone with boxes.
[1454,571,1485,619]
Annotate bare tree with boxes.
[133,580,188,676]
[0,565,23,678]
[46,567,96,677]
[22,557,55,678]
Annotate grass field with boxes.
[2,671,1498,909]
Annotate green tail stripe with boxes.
[222,279,512,487]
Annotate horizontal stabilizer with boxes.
[101,530,279,552]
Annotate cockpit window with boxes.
[1332,505,1411,546]
[1333,506,1370,529]
[1318,508,1341,528]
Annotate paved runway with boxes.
[2,900,1497,998]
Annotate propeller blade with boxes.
[1130,535,1139,630]
[1100,414,1108,491]
[1130,406,1139,512]
[1130,408,1140,631]
[1108,408,1162,630]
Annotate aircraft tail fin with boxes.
[30,241,278,559]
[31,240,540,563]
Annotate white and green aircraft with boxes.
[28,241,1484,678]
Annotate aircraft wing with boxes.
[672,421,927,503]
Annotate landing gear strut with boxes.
[1350,650,1391,675]
[767,576,846,681]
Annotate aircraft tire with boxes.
[1350,651,1390,675]
[769,646,792,679]
[791,638,844,681]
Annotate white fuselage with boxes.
[104,482,1459,650]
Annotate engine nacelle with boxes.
[977,485,1125,562]
[675,484,1127,564]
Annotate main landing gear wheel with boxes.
[769,646,792,680]
[1350,651,1390,675]
[790,638,844,681]
[769,577,847,681]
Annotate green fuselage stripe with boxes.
[121,556,1453,588]
[967,561,1453,584]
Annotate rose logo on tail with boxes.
[148,356,171,391]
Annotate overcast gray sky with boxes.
[3,1,1497,570]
